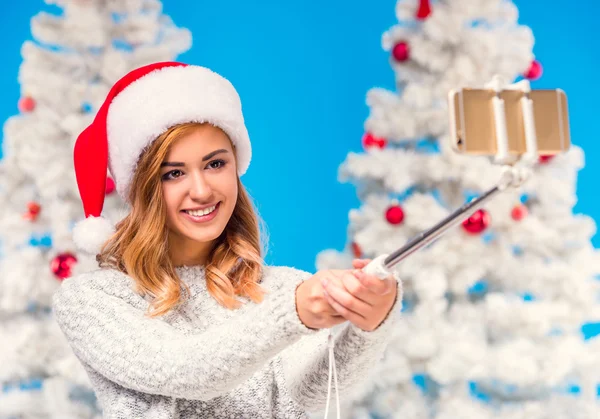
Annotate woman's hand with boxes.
[295,271,348,330]
[320,259,398,332]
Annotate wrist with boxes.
[294,282,319,331]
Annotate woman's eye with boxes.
[162,170,183,180]
[208,159,226,170]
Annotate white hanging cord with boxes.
[323,331,341,419]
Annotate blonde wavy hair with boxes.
[96,122,268,317]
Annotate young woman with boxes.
[53,61,402,418]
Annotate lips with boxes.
[182,204,218,216]
[180,202,221,224]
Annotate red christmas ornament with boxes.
[539,154,554,163]
[23,202,41,221]
[362,132,387,149]
[351,242,362,258]
[385,204,405,225]
[51,253,78,280]
[416,0,432,19]
[106,177,116,195]
[392,42,410,62]
[18,96,36,113]
[462,209,490,234]
[511,204,528,221]
[524,60,543,80]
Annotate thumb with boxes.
[352,258,371,269]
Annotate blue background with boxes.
[1,1,598,273]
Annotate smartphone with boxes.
[448,87,571,157]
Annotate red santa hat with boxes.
[72,61,252,254]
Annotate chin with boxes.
[188,230,224,243]
[181,224,225,242]
[167,220,224,244]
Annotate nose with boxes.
[188,171,214,202]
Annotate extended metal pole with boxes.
[362,166,532,279]
[382,185,502,270]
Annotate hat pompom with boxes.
[72,216,115,254]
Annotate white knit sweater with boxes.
[52,264,402,418]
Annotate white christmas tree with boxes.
[317,0,600,417]
[0,0,190,417]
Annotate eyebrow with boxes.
[160,149,229,167]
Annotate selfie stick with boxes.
[362,75,539,280]
[324,76,542,419]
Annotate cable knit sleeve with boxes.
[52,268,319,401]
[275,270,403,412]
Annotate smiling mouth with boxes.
[182,204,218,217]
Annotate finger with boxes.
[354,270,395,296]
[321,278,369,319]
[319,273,349,315]
[352,259,372,269]
[340,271,379,306]
[326,270,380,304]
[327,269,347,280]
[382,277,397,295]
[323,289,365,326]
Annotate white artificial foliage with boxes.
[0,0,190,417]
[316,0,600,417]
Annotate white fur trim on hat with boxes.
[106,65,251,201]
[72,216,115,254]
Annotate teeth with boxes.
[185,205,217,217]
